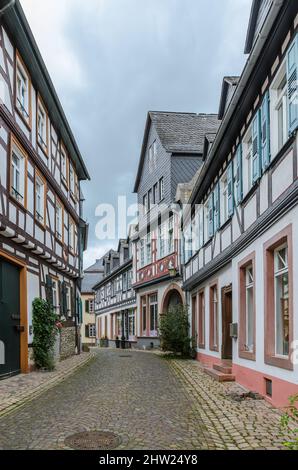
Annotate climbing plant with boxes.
[281,394,298,450]
[32,298,60,371]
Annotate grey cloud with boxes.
[46,0,252,264]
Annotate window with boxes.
[209,285,218,351]
[146,233,152,264]
[89,299,94,313]
[242,124,253,194]
[159,177,164,201]
[158,223,166,259]
[270,61,288,158]
[235,144,243,204]
[61,143,68,186]
[141,296,147,334]
[184,222,192,263]
[52,278,59,314]
[69,164,75,196]
[65,284,71,317]
[274,245,289,356]
[140,239,145,267]
[264,226,293,370]
[127,270,132,290]
[37,96,48,153]
[149,293,158,335]
[168,216,174,254]
[221,173,229,225]
[88,324,96,338]
[11,139,26,205]
[122,272,127,292]
[148,189,152,212]
[143,194,148,214]
[148,140,157,172]
[16,52,31,125]
[213,184,220,232]
[239,254,256,360]
[35,172,46,225]
[128,309,135,337]
[245,265,254,352]
[198,290,205,348]
[69,218,75,252]
[55,199,63,242]
[153,183,158,205]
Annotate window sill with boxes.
[265,354,293,371]
[239,350,256,361]
[9,192,26,211]
[37,139,49,157]
[35,217,46,231]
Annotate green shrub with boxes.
[159,304,191,357]
[32,298,59,370]
[281,394,298,450]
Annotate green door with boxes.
[0,259,21,378]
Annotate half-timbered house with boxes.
[0,0,89,378]
[94,237,136,346]
[183,0,298,407]
[132,111,220,348]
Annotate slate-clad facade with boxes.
[0,1,89,377]
[132,111,220,348]
[183,0,298,407]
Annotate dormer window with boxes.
[37,96,48,154]
[16,52,31,126]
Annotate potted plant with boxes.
[115,336,120,348]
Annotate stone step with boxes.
[203,367,235,382]
[213,363,233,374]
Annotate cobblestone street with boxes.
[0,350,290,450]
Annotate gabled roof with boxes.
[81,259,104,294]
[1,0,90,180]
[218,76,240,120]
[133,111,220,192]
[244,0,273,54]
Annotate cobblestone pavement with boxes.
[0,350,291,450]
[0,352,92,417]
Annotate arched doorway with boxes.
[161,284,184,313]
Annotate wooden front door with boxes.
[0,259,21,378]
[221,286,232,360]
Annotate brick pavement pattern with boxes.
[0,350,292,450]
[0,352,92,417]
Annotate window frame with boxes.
[60,142,69,188]
[209,283,219,352]
[55,197,64,244]
[159,177,164,201]
[238,252,256,361]
[34,169,46,228]
[198,289,205,349]
[270,58,288,160]
[36,94,49,156]
[10,135,27,209]
[68,216,75,254]
[15,50,32,128]
[264,225,293,370]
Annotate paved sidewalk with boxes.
[169,358,290,450]
[0,352,93,417]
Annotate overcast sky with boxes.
[21,0,252,268]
